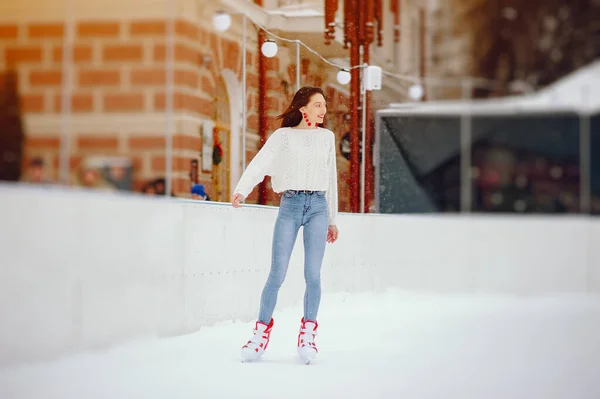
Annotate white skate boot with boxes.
[297,318,318,364]
[241,318,274,362]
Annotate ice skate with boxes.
[241,318,274,362]
[297,318,318,364]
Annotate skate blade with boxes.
[241,350,263,363]
[298,350,316,365]
[299,356,313,365]
[241,355,262,363]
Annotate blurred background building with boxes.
[1,0,599,214]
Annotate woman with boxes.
[231,86,339,364]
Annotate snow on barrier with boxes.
[0,183,599,366]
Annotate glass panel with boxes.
[377,115,461,213]
[470,113,580,213]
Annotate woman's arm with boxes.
[233,129,282,198]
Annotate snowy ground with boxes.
[1,289,600,399]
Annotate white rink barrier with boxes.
[0,183,599,366]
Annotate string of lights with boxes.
[212,9,502,99]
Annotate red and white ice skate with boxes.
[241,318,274,362]
[297,317,318,364]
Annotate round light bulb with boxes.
[213,11,232,32]
[261,40,278,58]
[409,84,424,100]
[336,69,351,85]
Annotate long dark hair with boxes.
[277,86,326,128]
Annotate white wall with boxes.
[1,183,599,367]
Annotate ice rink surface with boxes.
[1,289,600,399]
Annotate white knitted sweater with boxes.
[233,127,338,225]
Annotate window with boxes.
[378,115,461,213]
[470,114,580,213]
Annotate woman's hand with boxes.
[327,225,339,243]
[231,193,244,208]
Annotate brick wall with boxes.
[0,20,207,193]
[1,19,236,194]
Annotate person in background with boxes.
[22,157,52,184]
[191,183,210,201]
[141,181,157,195]
[76,164,115,191]
[103,164,130,191]
[153,178,166,195]
[231,86,339,364]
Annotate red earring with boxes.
[303,112,311,126]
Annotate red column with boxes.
[362,0,371,213]
[324,0,338,44]
[256,0,268,205]
[348,0,360,213]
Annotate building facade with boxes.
[1,0,428,211]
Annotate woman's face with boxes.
[301,93,327,126]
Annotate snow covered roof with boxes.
[527,59,600,112]
[381,60,600,116]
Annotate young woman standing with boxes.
[231,86,339,364]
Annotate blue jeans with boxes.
[258,190,329,324]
